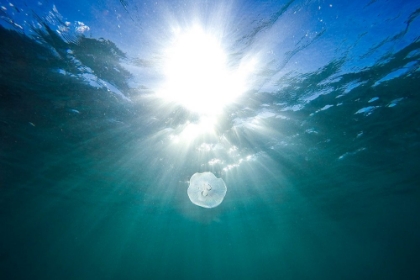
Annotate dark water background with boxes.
[1,0,420,279]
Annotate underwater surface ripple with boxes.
[1,0,420,279]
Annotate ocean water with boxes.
[1,0,420,279]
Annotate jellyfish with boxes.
[187,172,227,208]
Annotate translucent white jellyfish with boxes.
[187,172,227,208]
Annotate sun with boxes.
[158,25,254,117]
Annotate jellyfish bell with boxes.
[188,172,227,208]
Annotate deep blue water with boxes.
[1,0,420,279]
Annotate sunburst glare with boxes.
[158,25,255,118]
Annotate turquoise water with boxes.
[1,0,420,279]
